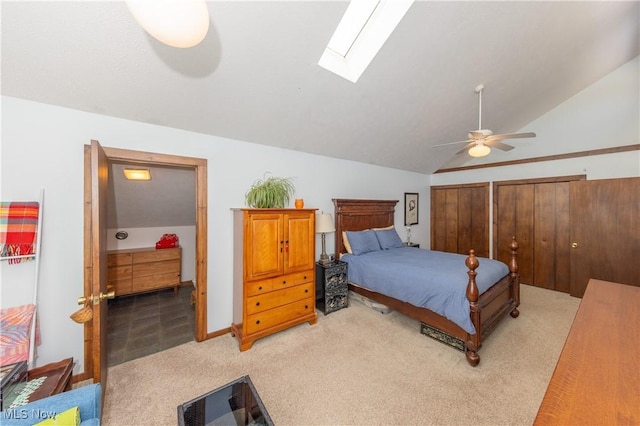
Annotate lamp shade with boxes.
[126,0,210,48]
[316,213,335,234]
[468,143,491,158]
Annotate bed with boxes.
[333,198,520,366]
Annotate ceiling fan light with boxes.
[126,0,210,48]
[468,144,491,158]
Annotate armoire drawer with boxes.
[246,270,313,297]
[245,296,315,335]
[246,282,313,315]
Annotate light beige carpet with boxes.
[103,284,580,426]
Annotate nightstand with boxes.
[315,260,348,315]
[404,242,420,248]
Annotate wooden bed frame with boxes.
[333,198,520,366]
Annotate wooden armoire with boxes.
[231,208,317,351]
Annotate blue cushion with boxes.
[1,383,101,426]
[345,230,381,255]
[375,228,404,249]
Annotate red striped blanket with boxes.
[0,202,39,264]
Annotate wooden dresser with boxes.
[534,279,640,425]
[107,246,182,297]
[231,209,317,351]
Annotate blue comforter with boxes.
[342,247,510,334]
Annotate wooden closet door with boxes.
[569,177,640,297]
[495,183,535,285]
[534,182,570,292]
[431,183,489,257]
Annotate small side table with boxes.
[2,358,73,408]
[315,261,348,315]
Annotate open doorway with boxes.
[83,144,207,380]
[106,161,197,365]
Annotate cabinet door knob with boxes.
[571,242,578,248]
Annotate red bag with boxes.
[156,233,179,249]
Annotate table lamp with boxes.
[316,213,335,265]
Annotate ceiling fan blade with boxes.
[485,140,515,151]
[455,142,476,155]
[486,132,536,141]
[432,139,472,148]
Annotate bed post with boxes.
[509,236,520,318]
[465,250,481,367]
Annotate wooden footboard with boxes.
[333,198,520,367]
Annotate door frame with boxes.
[82,145,208,381]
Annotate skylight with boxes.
[318,0,415,83]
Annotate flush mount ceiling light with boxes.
[123,168,151,181]
[126,0,210,48]
[318,0,415,83]
[468,143,491,158]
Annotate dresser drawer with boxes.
[246,282,314,315]
[245,296,315,335]
[107,265,132,282]
[246,270,313,297]
[270,270,314,290]
[133,259,181,278]
[133,247,180,264]
[108,253,132,267]
[134,271,181,291]
[113,279,133,296]
[246,279,273,297]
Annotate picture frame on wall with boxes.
[404,192,418,226]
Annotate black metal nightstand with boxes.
[315,260,348,315]
[404,242,420,248]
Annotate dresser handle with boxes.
[305,305,309,309]
[305,289,308,293]
[282,280,286,285]
[256,320,260,325]
[258,286,263,290]
[303,276,307,280]
[256,302,260,306]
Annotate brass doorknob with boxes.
[100,290,115,301]
[77,291,115,305]
[571,242,578,248]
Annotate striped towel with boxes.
[0,304,40,366]
[0,202,39,264]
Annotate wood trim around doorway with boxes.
[81,146,208,380]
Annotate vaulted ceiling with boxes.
[2,1,638,174]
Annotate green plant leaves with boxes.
[245,173,296,208]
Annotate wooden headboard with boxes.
[333,199,398,256]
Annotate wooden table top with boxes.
[534,279,640,425]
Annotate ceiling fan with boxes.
[433,84,536,157]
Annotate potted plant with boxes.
[245,173,296,208]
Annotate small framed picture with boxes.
[404,193,418,226]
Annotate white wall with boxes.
[106,225,196,283]
[0,97,429,373]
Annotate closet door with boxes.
[494,175,582,291]
[569,177,640,297]
[431,183,489,257]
